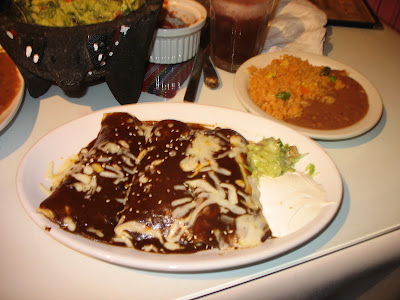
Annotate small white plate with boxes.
[0,63,24,132]
[16,103,342,272]
[234,51,383,140]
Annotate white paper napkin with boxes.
[264,0,327,55]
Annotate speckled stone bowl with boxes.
[0,0,163,104]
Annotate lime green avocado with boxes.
[246,137,302,179]
[15,0,146,26]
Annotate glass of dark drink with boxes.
[210,0,276,73]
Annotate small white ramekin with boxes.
[149,0,207,64]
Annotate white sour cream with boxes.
[259,171,332,237]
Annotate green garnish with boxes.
[329,75,337,82]
[305,163,316,176]
[276,91,291,100]
[246,137,302,179]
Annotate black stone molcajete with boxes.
[0,0,163,104]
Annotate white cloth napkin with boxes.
[264,0,327,55]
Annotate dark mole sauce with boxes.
[285,71,369,130]
[40,114,269,253]
[121,120,252,253]
[40,113,146,244]
[0,52,21,115]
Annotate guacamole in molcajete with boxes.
[14,0,146,26]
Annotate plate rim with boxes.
[16,102,343,272]
[234,51,383,140]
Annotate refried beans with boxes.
[285,70,369,130]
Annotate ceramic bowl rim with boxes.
[155,0,207,38]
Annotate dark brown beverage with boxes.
[210,0,274,73]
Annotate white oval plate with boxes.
[16,103,342,272]
[0,64,24,132]
[234,51,383,140]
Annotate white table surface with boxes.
[1,24,400,300]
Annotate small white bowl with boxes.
[149,0,207,64]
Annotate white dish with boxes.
[149,0,207,64]
[0,65,24,132]
[234,51,383,140]
[17,103,342,272]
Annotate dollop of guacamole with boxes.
[246,137,302,179]
[14,0,146,27]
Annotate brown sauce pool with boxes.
[284,71,369,130]
[0,52,21,116]
[158,7,190,29]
